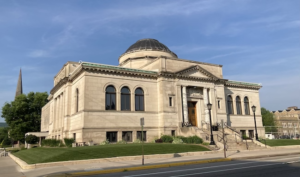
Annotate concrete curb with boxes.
[9,150,219,170]
[66,158,232,177]
[231,152,300,160]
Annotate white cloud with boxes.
[28,50,49,58]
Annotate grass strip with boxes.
[264,139,300,146]
[12,143,210,164]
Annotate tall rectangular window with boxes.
[106,132,118,142]
[73,133,76,141]
[137,131,146,141]
[169,97,172,107]
[122,131,132,142]
[121,87,131,111]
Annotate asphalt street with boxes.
[88,155,300,177]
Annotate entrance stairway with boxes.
[195,121,265,151]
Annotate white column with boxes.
[182,86,188,124]
[203,88,209,122]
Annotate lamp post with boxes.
[207,103,215,145]
[251,105,259,141]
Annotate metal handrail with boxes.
[223,122,240,134]
[217,134,228,151]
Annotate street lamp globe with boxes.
[251,105,256,113]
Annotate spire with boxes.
[15,68,23,99]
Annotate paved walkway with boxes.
[1,148,300,177]
[0,155,24,177]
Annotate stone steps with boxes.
[196,127,264,151]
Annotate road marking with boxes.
[169,163,281,177]
[123,156,300,177]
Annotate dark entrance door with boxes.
[188,102,197,126]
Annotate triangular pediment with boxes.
[182,69,210,78]
[176,65,219,80]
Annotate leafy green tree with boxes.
[0,127,11,146]
[1,92,48,142]
[261,107,277,132]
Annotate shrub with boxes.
[172,137,183,144]
[42,139,62,147]
[155,139,163,143]
[175,135,203,144]
[190,136,203,144]
[100,139,109,145]
[117,140,127,144]
[176,136,188,143]
[64,138,75,147]
[25,135,38,144]
[161,135,173,143]
[202,142,210,145]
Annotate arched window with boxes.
[135,88,144,111]
[236,96,242,115]
[121,87,130,111]
[227,95,234,114]
[244,97,250,115]
[76,88,79,112]
[106,85,116,110]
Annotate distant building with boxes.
[273,106,300,138]
[40,38,264,143]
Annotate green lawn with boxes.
[12,143,210,164]
[264,139,300,146]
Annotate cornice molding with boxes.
[50,77,68,94]
[225,82,262,90]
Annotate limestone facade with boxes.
[41,39,264,143]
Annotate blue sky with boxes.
[0,0,299,122]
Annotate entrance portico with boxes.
[181,86,214,128]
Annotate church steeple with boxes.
[15,68,23,99]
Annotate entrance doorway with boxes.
[188,102,197,126]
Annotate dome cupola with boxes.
[119,39,177,65]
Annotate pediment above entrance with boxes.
[182,69,210,78]
[176,65,219,80]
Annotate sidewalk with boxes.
[3,148,300,177]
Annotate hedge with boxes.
[41,139,63,147]
[64,138,75,147]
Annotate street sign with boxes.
[140,117,144,126]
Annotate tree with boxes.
[0,127,11,147]
[1,92,48,142]
[261,107,277,133]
